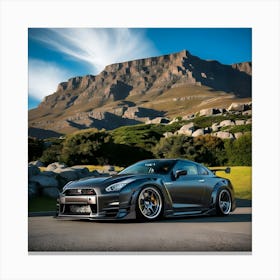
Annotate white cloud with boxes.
[31,28,158,74]
[28,59,70,100]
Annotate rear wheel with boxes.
[216,189,232,216]
[137,186,163,221]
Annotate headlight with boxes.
[105,182,127,192]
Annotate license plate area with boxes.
[69,205,91,214]
[63,195,96,204]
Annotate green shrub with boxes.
[28,137,44,162]
[225,133,252,165]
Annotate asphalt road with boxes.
[28,206,251,252]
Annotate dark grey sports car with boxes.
[57,159,236,221]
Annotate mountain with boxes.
[29,50,251,137]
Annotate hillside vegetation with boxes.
[29,114,251,167]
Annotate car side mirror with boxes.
[175,169,187,179]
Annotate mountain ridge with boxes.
[29,50,251,137]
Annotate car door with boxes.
[165,161,207,210]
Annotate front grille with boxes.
[65,188,96,196]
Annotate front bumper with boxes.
[57,191,136,220]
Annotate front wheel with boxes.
[137,186,163,221]
[216,189,232,216]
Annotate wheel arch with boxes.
[129,181,173,215]
[210,180,235,211]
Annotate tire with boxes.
[216,188,232,216]
[136,186,163,221]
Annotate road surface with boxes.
[28,206,251,252]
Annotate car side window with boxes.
[174,161,198,175]
[198,165,209,175]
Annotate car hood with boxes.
[64,173,163,190]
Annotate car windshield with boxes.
[119,160,176,175]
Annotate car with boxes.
[56,159,236,221]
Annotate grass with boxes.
[29,166,251,212]
[215,166,252,200]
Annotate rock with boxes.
[227,103,245,112]
[163,132,173,138]
[178,122,195,136]
[41,171,56,176]
[46,162,67,171]
[42,187,60,198]
[246,119,252,124]
[235,120,245,125]
[182,114,195,120]
[192,129,204,137]
[234,132,243,139]
[54,167,79,181]
[199,108,221,116]
[146,117,170,124]
[106,165,115,172]
[28,181,39,198]
[214,131,234,139]
[242,110,252,116]
[29,160,44,167]
[219,120,235,127]
[30,175,59,188]
[71,166,90,177]
[89,170,101,176]
[28,164,40,179]
[211,123,220,132]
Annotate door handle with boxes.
[198,179,205,183]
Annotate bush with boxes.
[40,144,62,165]
[152,134,226,166]
[28,137,44,162]
[60,130,111,166]
[224,133,252,165]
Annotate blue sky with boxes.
[28,28,251,109]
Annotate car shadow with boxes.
[77,211,251,224]
[73,199,252,225]
[236,198,252,207]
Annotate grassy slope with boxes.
[215,166,252,200]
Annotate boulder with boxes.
[182,114,195,120]
[246,119,252,124]
[242,110,252,116]
[46,162,67,171]
[41,171,56,177]
[54,167,79,181]
[146,117,170,124]
[219,120,235,127]
[192,129,204,137]
[235,120,245,125]
[215,131,234,139]
[199,108,221,116]
[71,166,90,177]
[211,123,220,132]
[178,122,195,136]
[29,160,44,167]
[42,187,60,198]
[234,132,243,139]
[28,181,39,198]
[89,170,101,177]
[227,103,245,112]
[28,164,40,179]
[30,174,59,188]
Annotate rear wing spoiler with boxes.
[210,167,231,174]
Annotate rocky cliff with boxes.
[29,50,252,137]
